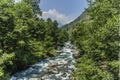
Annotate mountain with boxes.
[62,10,89,29]
[61,9,90,39]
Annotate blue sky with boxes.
[40,0,88,26]
[15,0,88,26]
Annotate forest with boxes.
[0,0,119,80]
[68,0,119,80]
[0,0,68,79]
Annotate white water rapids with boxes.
[9,42,76,80]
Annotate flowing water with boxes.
[9,42,76,80]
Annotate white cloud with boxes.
[15,0,21,3]
[40,9,74,26]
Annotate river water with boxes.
[9,42,76,80]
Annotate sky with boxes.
[40,0,88,26]
[15,0,88,26]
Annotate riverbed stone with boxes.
[9,42,76,80]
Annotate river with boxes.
[9,42,76,80]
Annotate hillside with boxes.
[63,0,119,79]
[62,10,89,30]
[62,9,91,40]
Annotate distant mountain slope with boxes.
[61,9,90,40]
[62,10,90,31]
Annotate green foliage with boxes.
[0,0,67,79]
[67,0,119,79]
[22,0,42,15]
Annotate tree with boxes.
[70,0,119,79]
[0,0,69,79]
[22,0,42,15]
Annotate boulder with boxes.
[61,72,67,77]
[48,67,59,74]
[56,50,62,53]
[62,60,68,65]
[48,61,58,67]
[70,76,75,80]
[73,51,79,58]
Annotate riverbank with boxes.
[9,42,77,80]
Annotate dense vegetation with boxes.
[62,10,89,40]
[0,0,119,79]
[0,0,68,79]
[64,0,119,79]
